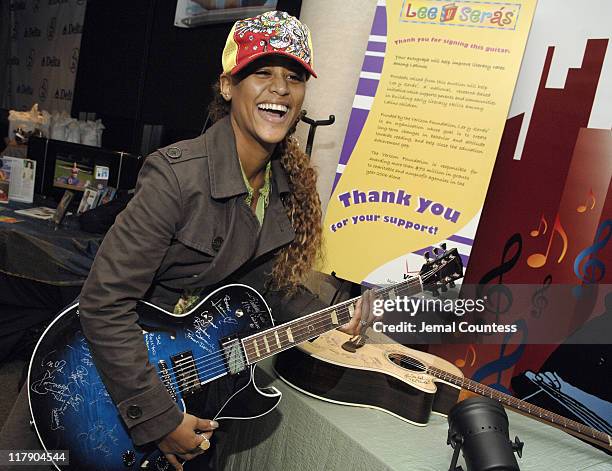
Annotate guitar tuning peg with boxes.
[424,251,431,261]
[440,243,447,251]
[443,277,454,289]
[431,287,440,297]
[440,285,448,293]
[432,247,439,256]
[449,281,456,288]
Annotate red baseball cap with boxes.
[222,11,317,78]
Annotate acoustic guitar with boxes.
[274,329,612,452]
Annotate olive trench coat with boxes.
[78,116,326,446]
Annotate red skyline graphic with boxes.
[465,38,610,286]
[430,38,611,388]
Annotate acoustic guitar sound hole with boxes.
[386,353,426,372]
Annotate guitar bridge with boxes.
[170,351,201,396]
[221,337,247,375]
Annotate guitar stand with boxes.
[447,433,465,471]
[446,429,524,471]
[300,111,335,157]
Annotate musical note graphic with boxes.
[573,219,612,297]
[527,215,568,268]
[576,188,596,213]
[530,214,548,237]
[477,234,522,324]
[530,275,552,318]
[473,319,528,395]
[455,344,476,368]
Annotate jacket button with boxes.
[127,405,142,419]
[212,236,224,252]
[166,147,182,159]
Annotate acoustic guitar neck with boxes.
[427,365,612,451]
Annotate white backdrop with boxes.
[297,0,379,215]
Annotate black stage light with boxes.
[446,397,524,471]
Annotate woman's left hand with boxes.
[338,289,376,336]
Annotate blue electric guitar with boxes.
[27,248,463,470]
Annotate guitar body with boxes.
[28,284,281,471]
[274,330,463,425]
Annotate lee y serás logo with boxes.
[401,1,520,30]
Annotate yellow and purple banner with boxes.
[320,0,537,284]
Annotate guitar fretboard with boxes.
[428,365,612,449]
[241,276,423,364]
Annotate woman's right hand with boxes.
[156,413,219,471]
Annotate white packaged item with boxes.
[50,111,71,141]
[66,120,81,143]
[80,120,96,146]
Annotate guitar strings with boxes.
[155,301,401,391]
[156,307,358,387]
[156,288,443,393]
[155,255,448,381]
[159,308,433,393]
[154,280,420,383]
[158,335,434,397]
[240,279,424,356]
[160,258,439,382]
[148,266,441,390]
[153,276,427,384]
[155,300,359,379]
[158,347,428,395]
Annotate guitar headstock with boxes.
[419,244,464,295]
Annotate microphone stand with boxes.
[300,112,335,157]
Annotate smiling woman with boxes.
[70,9,375,471]
[220,56,307,166]
[208,11,321,296]
[0,10,377,471]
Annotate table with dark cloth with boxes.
[0,200,102,285]
[0,200,102,362]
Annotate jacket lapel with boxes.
[253,159,295,258]
[205,116,248,199]
[205,117,296,259]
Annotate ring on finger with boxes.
[198,437,210,451]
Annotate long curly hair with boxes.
[209,81,322,293]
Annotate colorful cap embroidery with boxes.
[222,10,316,78]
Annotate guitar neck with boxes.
[428,365,612,451]
[240,276,423,364]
